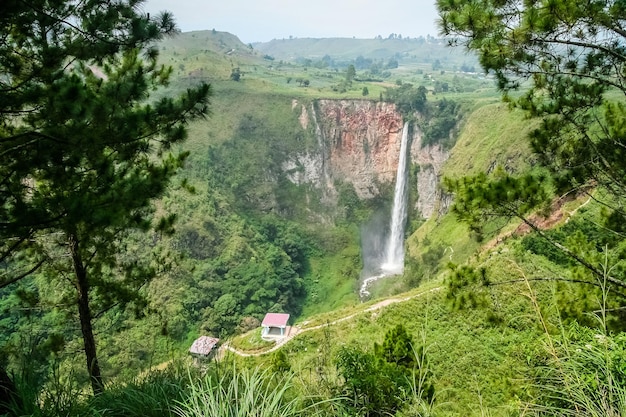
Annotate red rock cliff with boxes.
[316,99,404,198]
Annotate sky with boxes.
[143,0,441,44]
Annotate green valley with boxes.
[2,2,626,416]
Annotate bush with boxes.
[336,325,434,417]
[336,345,410,417]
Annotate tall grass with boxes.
[6,361,193,417]
[397,340,439,417]
[90,367,190,417]
[524,258,626,416]
[174,366,326,417]
[6,363,87,417]
[530,330,626,417]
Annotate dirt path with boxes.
[219,286,442,358]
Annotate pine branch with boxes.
[0,258,45,289]
[488,276,626,297]
[503,203,626,291]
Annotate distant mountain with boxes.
[162,31,479,72]
[253,37,478,69]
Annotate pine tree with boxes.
[438,0,626,294]
[0,0,210,394]
[375,324,415,369]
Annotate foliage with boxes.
[230,67,242,81]
[375,324,417,370]
[160,98,340,338]
[384,86,462,148]
[438,0,626,296]
[180,213,309,336]
[300,229,361,317]
[445,265,490,311]
[335,345,411,417]
[446,167,626,319]
[0,0,210,394]
[336,182,377,225]
[522,211,626,268]
[530,319,626,415]
[444,169,551,241]
[4,364,194,417]
[420,99,463,149]
[345,65,356,85]
[5,275,548,417]
[439,103,534,180]
[520,209,626,329]
[547,336,626,415]
[336,325,433,417]
[204,107,317,216]
[521,233,575,268]
[271,350,292,374]
[397,338,438,417]
[89,368,191,417]
[385,83,428,117]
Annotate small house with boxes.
[261,313,290,341]
[189,336,219,359]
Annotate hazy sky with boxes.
[143,0,441,44]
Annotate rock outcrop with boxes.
[411,127,451,218]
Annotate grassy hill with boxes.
[230,276,550,416]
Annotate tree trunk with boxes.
[0,365,20,414]
[69,233,104,395]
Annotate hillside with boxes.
[151,31,550,415]
[3,26,623,417]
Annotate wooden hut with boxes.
[189,336,219,359]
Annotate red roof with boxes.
[261,313,290,327]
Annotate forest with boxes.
[1,0,626,416]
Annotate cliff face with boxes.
[317,100,404,199]
[411,127,451,218]
[283,99,450,219]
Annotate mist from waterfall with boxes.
[359,121,410,298]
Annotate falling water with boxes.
[382,121,410,273]
[359,121,410,298]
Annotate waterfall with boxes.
[359,121,410,298]
[382,121,410,274]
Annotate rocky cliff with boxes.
[316,99,404,199]
[283,99,451,219]
[411,126,451,218]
